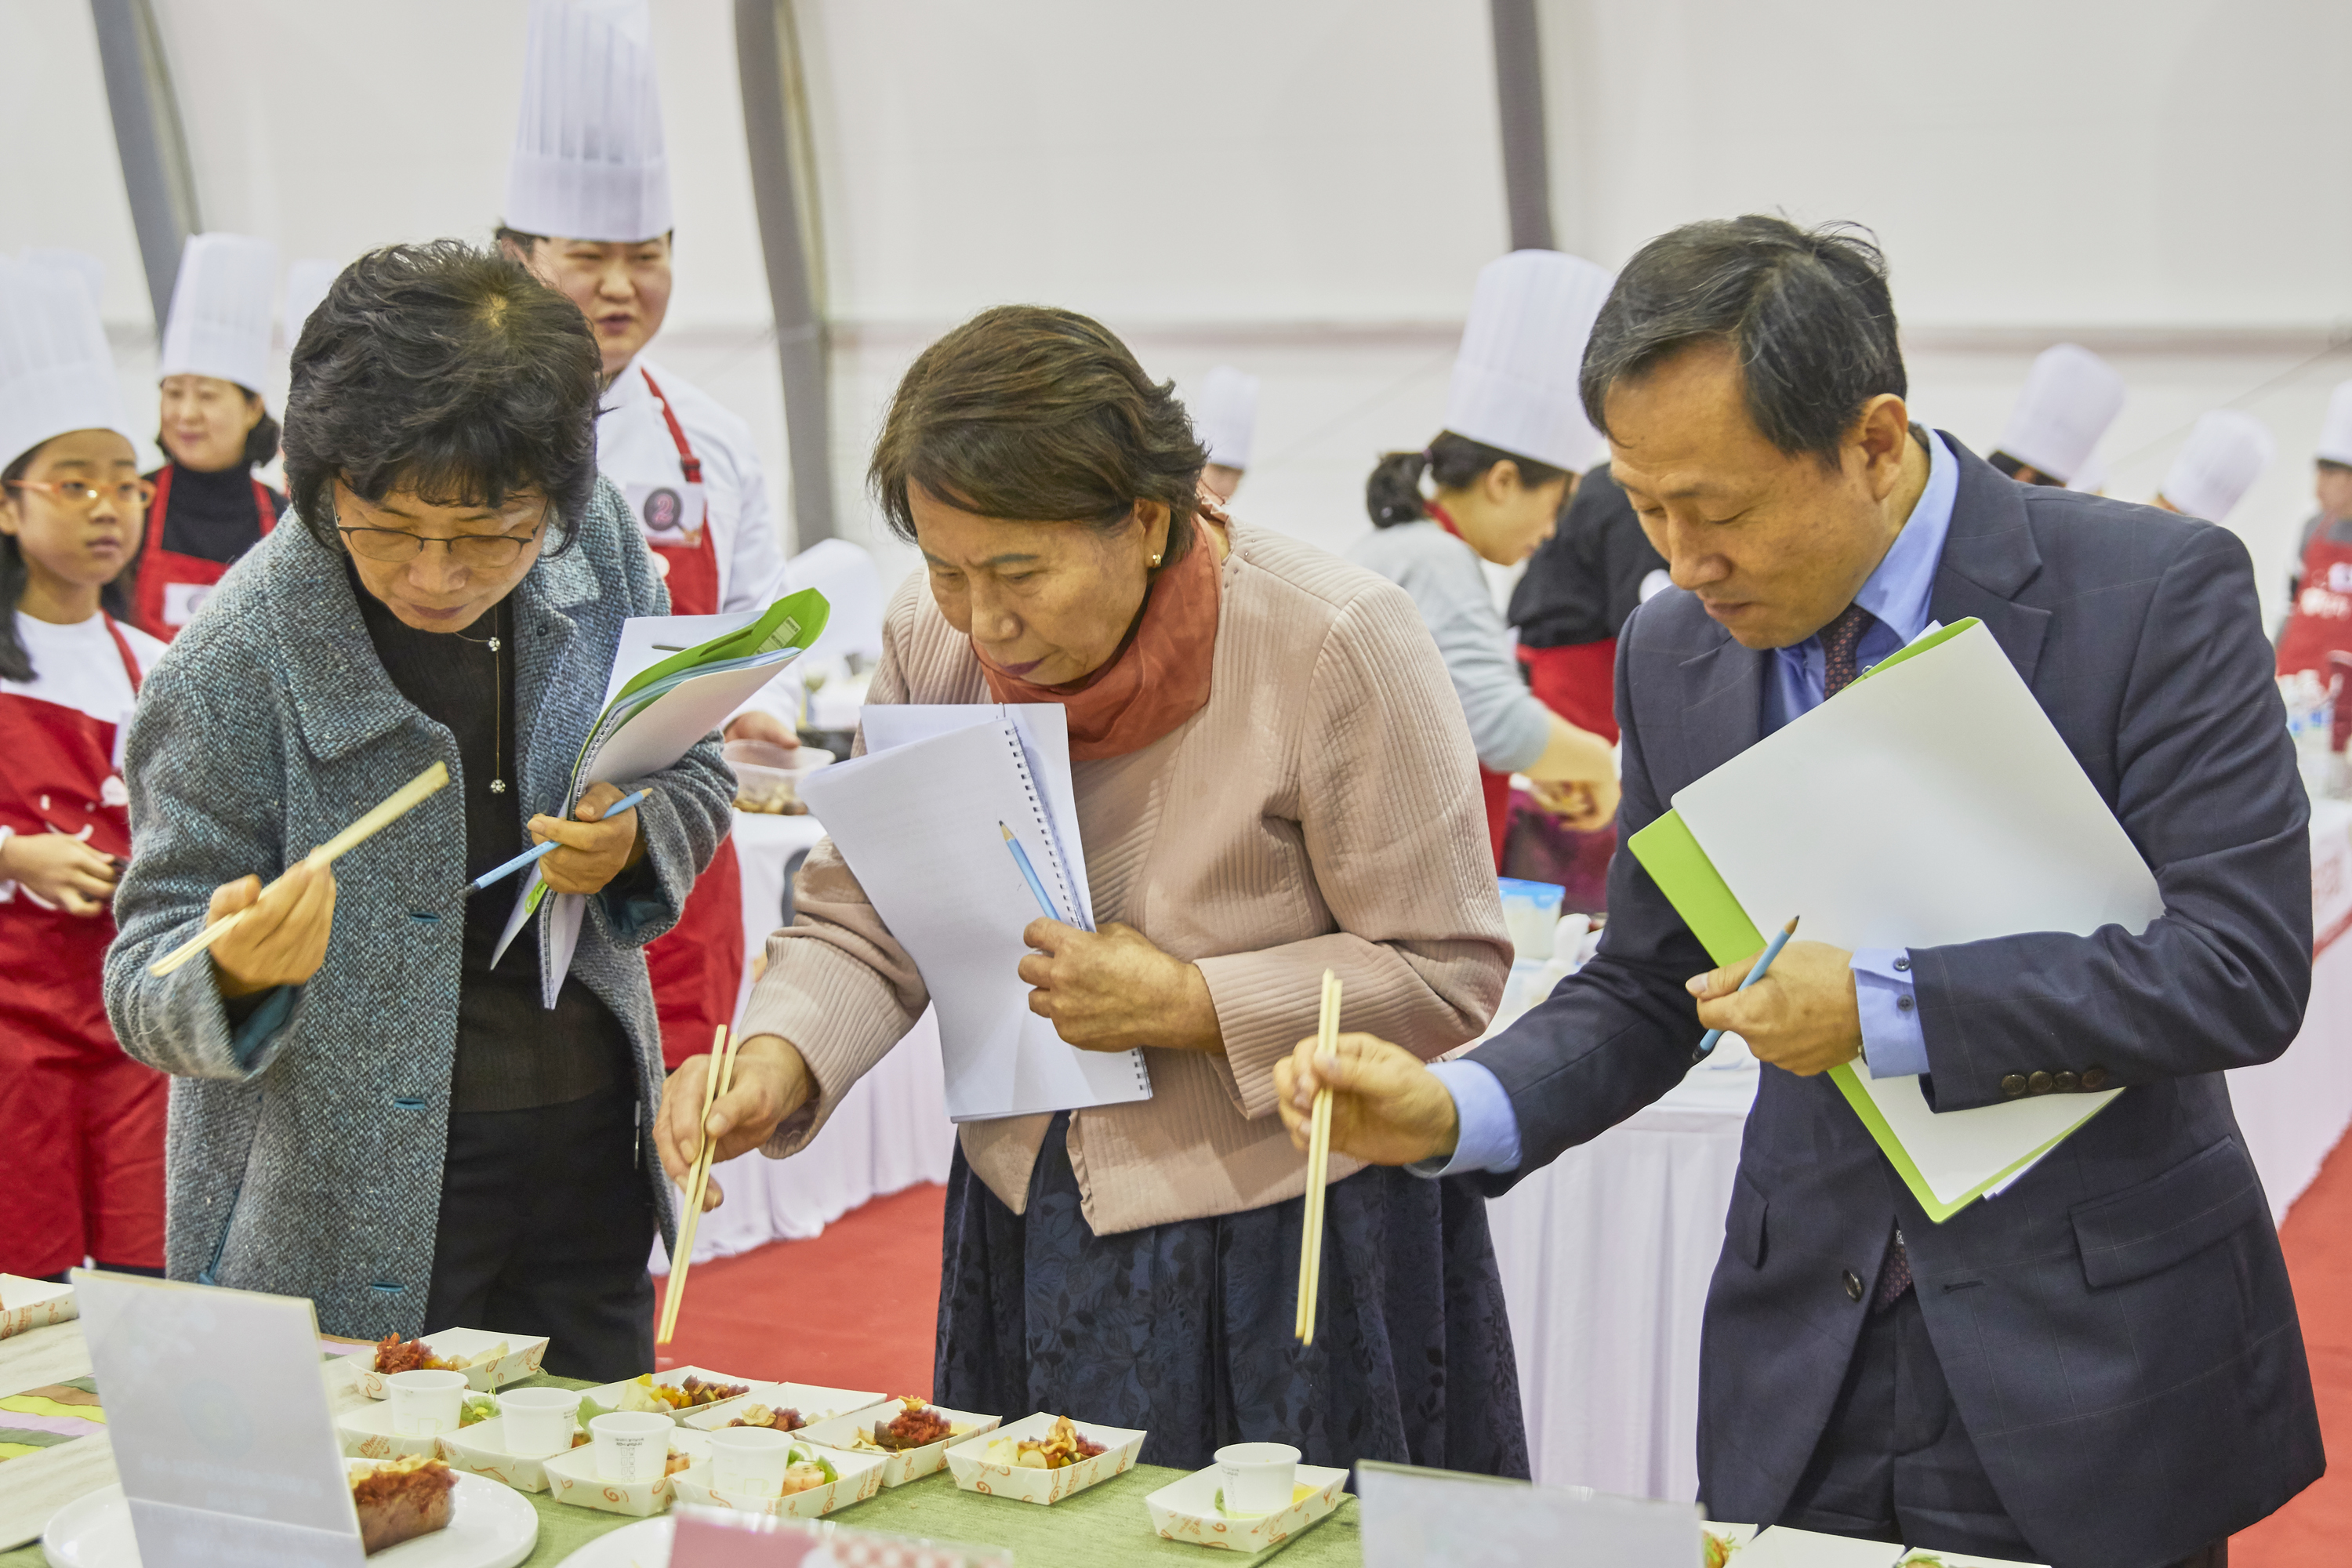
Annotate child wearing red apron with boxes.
[0,400,169,1278]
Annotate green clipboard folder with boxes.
[1625,619,2113,1222]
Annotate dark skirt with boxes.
[934,1112,1530,1477]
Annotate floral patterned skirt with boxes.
[933,1112,1530,1477]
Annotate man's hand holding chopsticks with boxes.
[654,1034,812,1212]
[1276,1032,1461,1167]
[528,780,648,895]
[205,858,336,999]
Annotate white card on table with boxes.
[1355,1460,1701,1566]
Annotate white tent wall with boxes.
[4,2,2348,616]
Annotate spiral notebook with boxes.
[797,706,1153,1122]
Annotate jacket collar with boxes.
[1674,430,2050,775]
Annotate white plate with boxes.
[42,1473,538,1568]
[556,1516,673,1567]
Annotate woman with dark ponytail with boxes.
[0,258,171,1281]
[136,234,289,641]
[1352,252,1622,867]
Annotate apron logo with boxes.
[2328,562,2352,594]
[642,487,685,535]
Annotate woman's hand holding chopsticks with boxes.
[1274,1031,1462,1168]
[653,1033,814,1211]
[525,780,648,895]
[205,858,337,999]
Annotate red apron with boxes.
[2279,526,2352,683]
[636,371,746,1068]
[1424,503,1515,867]
[134,465,278,641]
[1517,641,1620,744]
[0,619,167,1275]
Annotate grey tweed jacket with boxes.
[103,478,734,1339]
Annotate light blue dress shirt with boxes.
[1425,432,1961,1178]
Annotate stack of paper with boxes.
[1628,619,2162,1221]
[800,704,1152,1122]
[497,588,829,1005]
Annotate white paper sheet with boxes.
[798,717,1150,1121]
[74,1271,365,1567]
[1672,622,2160,1207]
[1354,1462,1702,1568]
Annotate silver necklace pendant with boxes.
[489,779,507,794]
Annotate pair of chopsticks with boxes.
[1294,970,1341,1345]
[658,1024,743,1345]
[148,764,452,978]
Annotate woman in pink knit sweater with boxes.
[656,306,1527,1476]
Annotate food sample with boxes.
[732,782,809,816]
[981,1415,1105,1471]
[371,1335,459,1375]
[1703,1531,1743,1568]
[776,1446,839,1497]
[727,1403,807,1433]
[847,1396,962,1452]
[458,1394,499,1428]
[350,1455,455,1555]
[612,1372,750,1413]
[663,1450,695,1478]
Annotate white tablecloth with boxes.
[1491,797,2352,1496]
[656,810,956,1270]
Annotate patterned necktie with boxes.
[1820,601,1878,697]
[1818,601,1914,1309]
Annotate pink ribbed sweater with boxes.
[738,520,1511,1236]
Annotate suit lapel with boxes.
[1676,630,1766,790]
[1929,435,2052,688]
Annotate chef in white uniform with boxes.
[1987,342,2126,488]
[498,0,790,1067]
[1192,365,1258,502]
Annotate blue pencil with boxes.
[1694,915,1801,1063]
[464,788,652,894]
[1000,822,1061,923]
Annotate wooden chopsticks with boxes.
[1295,970,1340,1345]
[149,763,452,978]
[658,1024,741,1345]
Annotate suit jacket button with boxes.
[2001,1073,2028,1098]
[2081,1065,2109,1091]
[2027,1071,2054,1094]
[1842,1270,1864,1302]
[2053,1070,2078,1091]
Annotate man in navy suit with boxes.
[1280,216,2321,1567]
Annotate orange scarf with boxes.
[977,503,1225,760]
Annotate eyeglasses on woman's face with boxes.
[4,477,156,512]
[336,522,544,568]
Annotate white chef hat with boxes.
[2159,410,2274,524]
[281,258,340,352]
[2317,380,2352,469]
[1445,249,1616,474]
[1194,366,1260,470]
[1994,343,2125,485]
[2067,447,2108,495]
[20,249,104,311]
[158,232,279,394]
[0,258,135,472]
[506,0,672,243]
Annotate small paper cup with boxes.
[1214,1442,1301,1516]
[387,1369,467,1438]
[591,1411,674,1483]
[706,1425,797,1499]
[499,1387,579,1459]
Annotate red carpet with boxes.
[2234,1135,2352,1563]
[651,1181,946,1401]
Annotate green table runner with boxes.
[0,1370,1361,1567]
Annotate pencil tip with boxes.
[1000,822,1014,841]
[1784,916,1802,934]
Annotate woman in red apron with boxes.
[0,425,170,1279]
[633,370,747,1069]
[136,372,285,640]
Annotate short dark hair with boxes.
[1579,215,1907,464]
[2321,459,2352,477]
[1987,449,2065,487]
[1364,432,1570,528]
[281,240,601,551]
[868,305,1207,564]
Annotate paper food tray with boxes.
[543,1426,708,1516]
[353,1327,549,1398]
[335,1399,455,1461]
[676,1380,884,1432]
[789,1400,1002,1486]
[579,1367,767,1426]
[0,1275,76,1341]
[670,1445,887,1520]
[439,1414,575,1494]
[1145,1461,1348,1553]
[942,1411,1146,1505]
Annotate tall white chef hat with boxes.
[2317,380,2352,469]
[2067,447,2109,495]
[1195,366,1260,470]
[1445,250,1616,474]
[506,0,672,243]
[158,232,279,394]
[0,258,135,471]
[2159,409,2274,524]
[281,258,340,353]
[1994,343,2125,485]
[20,249,104,310]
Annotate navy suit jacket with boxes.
[1468,438,2323,1566]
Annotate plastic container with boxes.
[725,741,835,815]
[1497,877,1567,960]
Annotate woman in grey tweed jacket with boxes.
[103,244,734,1374]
